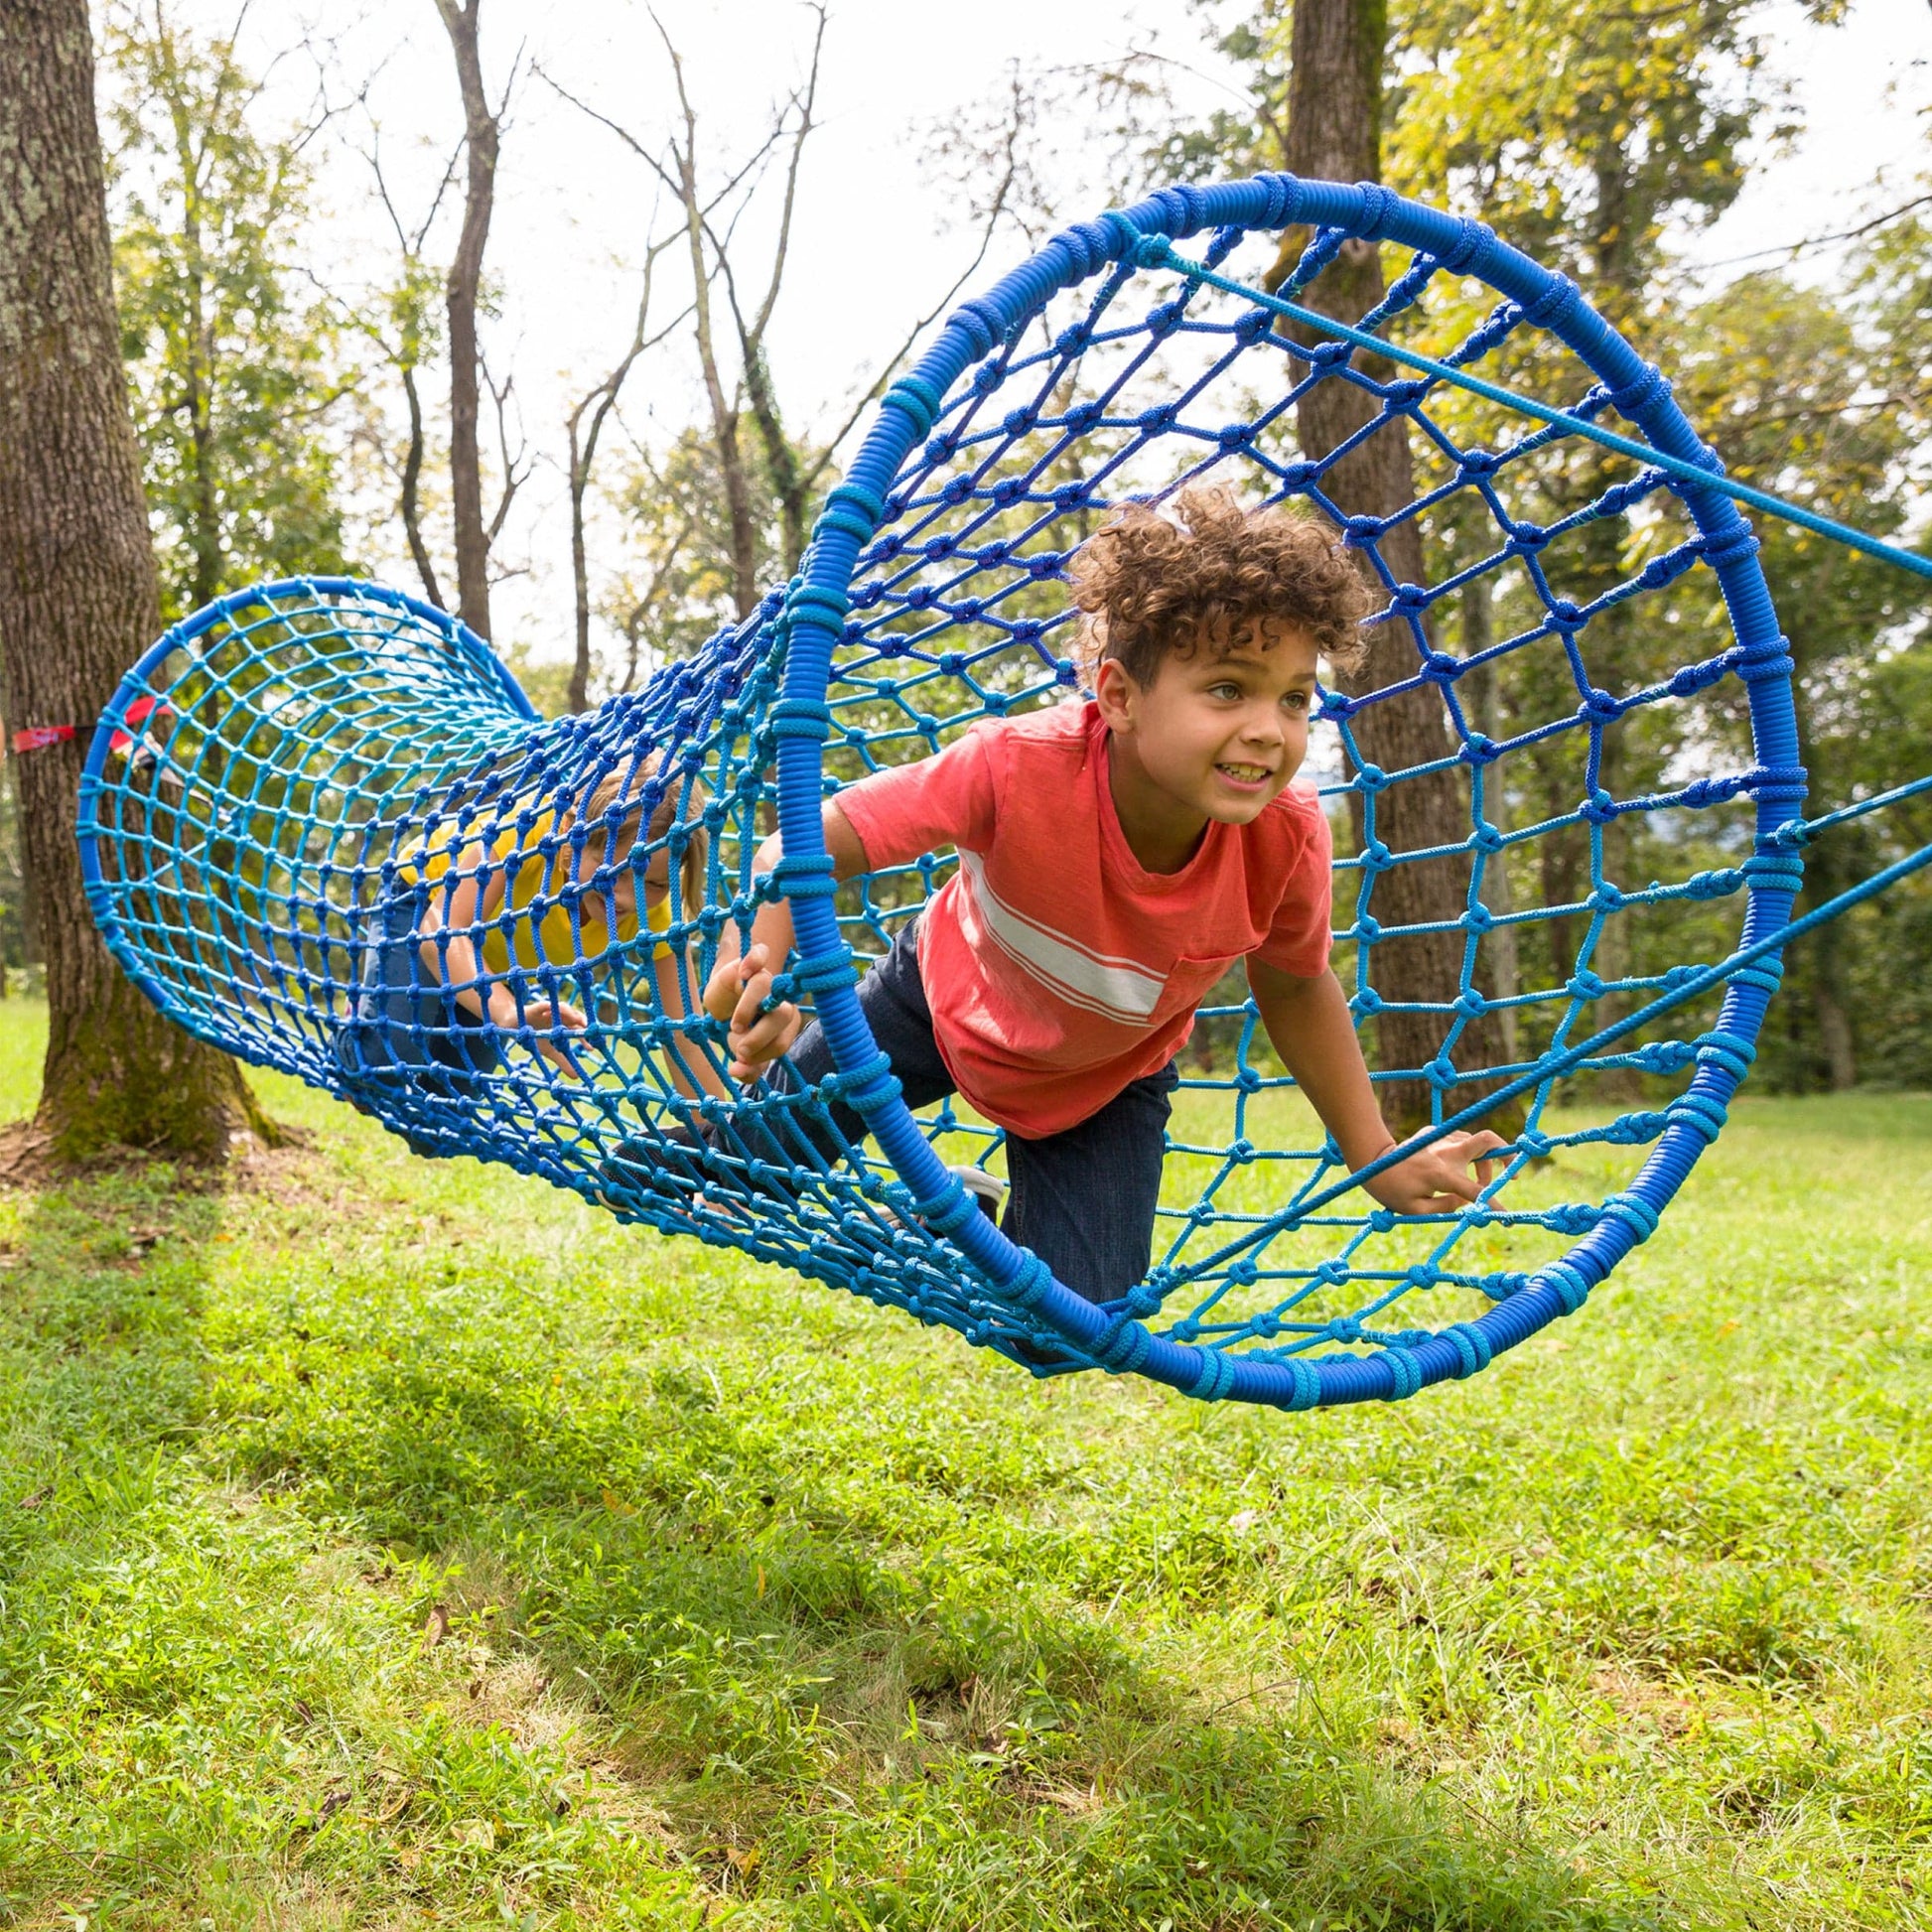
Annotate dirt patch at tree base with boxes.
[0,1115,313,1190]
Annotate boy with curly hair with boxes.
[706,484,1502,1299]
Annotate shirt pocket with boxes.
[1168,952,1247,1025]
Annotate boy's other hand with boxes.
[702,941,803,1081]
[1360,1128,1507,1216]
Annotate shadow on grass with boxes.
[0,1133,1693,1928]
[206,1241,1688,1932]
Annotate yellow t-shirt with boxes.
[398,815,673,978]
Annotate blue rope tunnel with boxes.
[80,172,1819,1411]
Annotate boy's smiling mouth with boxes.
[1214,760,1276,787]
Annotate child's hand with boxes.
[703,941,803,1081]
[1360,1129,1508,1216]
[488,991,589,1078]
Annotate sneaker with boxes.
[951,1166,1007,1223]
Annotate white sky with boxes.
[125,0,1932,668]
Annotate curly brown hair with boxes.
[1066,483,1370,685]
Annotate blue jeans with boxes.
[776,918,1177,1304]
[331,897,501,1122]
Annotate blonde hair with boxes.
[565,748,709,917]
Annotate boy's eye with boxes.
[1284,690,1311,713]
[1207,681,1242,701]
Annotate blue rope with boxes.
[1272,829,1932,1232]
[74,171,1926,1415]
[1777,771,1932,845]
[1137,235,1932,586]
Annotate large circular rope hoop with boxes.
[767,173,1797,1408]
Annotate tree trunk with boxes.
[744,342,808,576]
[1802,821,1858,1091]
[1789,657,1858,1091]
[399,360,443,609]
[1276,0,1516,1137]
[568,415,593,714]
[0,0,270,1161]
[436,0,497,639]
[1462,577,1518,1070]
[1813,960,1858,1091]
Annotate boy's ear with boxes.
[1092,655,1142,734]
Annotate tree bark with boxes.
[399,359,443,609]
[1275,0,1516,1136]
[565,245,668,714]
[672,123,759,620]
[435,0,497,639]
[1461,576,1519,1070]
[743,343,808,577]
[1789,650,1858,1091]
[0,0,269,1160]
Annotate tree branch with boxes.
[482,350,528,546]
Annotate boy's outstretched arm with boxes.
[1246,957,1507,1213]
[703,801,870,1081]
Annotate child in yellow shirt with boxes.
[332,753,714,1125]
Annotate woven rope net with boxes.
[79,175,1803,1412]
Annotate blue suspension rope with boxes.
[1137,235,1932,586]
[1286,823,1932,1230]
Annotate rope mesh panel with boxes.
[79,173,1803,1410]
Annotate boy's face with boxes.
[1096,620,1322,831]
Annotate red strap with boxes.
[107,698,172,756]
[9,725,76,755]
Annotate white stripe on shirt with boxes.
[956,850,1166,1027]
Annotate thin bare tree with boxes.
[432,0,516,637]
[357,130,460,608]
[544,7,1021,642]
[563,225,688,712]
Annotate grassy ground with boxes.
[2,998,1931,1929]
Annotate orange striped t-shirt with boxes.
[836,698,1333,1138]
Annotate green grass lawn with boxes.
[3,997,1931,1929]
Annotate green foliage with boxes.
[1186,0,1785,298]
[104,3,356,621]
[1386,0,1786,304]
[1665,258,1932,1089]
[2,997,1932,1923]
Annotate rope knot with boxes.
[1188,1347,1236,1402]
[1444,1321,1493,1378]
[881,375,944,439]
[1375,1345,1423,1401]
[1541,1261,1591,1314]
[999,1252,1053,1311]
[1278,1358,1321,1412]
[1599,1191,1661,1243]
[769,851,838,897]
